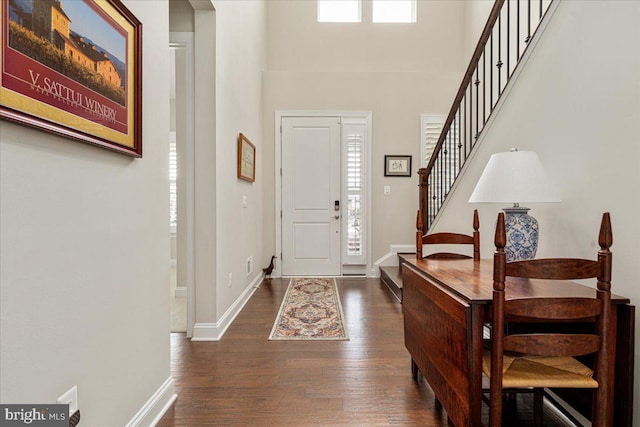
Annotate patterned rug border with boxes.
[268,277,349,341]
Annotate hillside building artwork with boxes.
[14,0,123,88]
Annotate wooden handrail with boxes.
[423,0,505,175]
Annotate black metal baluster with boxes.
[447,129,451,194]
[463,95,467,160]
[539,0,543,19]
[526,0,531,43]
[448,129,452,191]
[517,0,521,58]
[507,0,510,75]
[470,85,474,148]
[433,161,437,219]
[475,66,480,140]
[461,106,465,166]
[434,158,437,216]
[468,82,473,150]
[452,125,456,182]
[441,151,444,208]
[497,11,503,95]
[458,97,467,163]
[483,48,486,124]
[428,163,432,225]
[444,132,448,198]
[428,175,433,228]
[453,109,462,168]
[457,109,462,171]
[490,32,494,109]
[430,177,434,227]
[438,152,442,210]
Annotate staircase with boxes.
[418,0,555,234]
[380,254,413,303]
[381,0,556,302]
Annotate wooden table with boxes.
[401,257,635,427]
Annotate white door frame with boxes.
[170,32,195,337]
[275,111,372,277]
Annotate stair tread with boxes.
[380,266,402,303]
[380,266,402,288]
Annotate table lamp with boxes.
[469,149,561,261]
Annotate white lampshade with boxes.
[469,150,561,204]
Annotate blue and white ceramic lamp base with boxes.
[504,206,539,262]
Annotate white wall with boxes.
[430,0,640,416]
[463,0,493,62]
[172,0,266,337]
[191,3,218,327]
[263,0,467,264]
[212,0,266,320]
[0,1,171,424]
[170,0,194,32]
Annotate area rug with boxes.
[269,277,349,340]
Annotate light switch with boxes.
[242,195,248,207]
[384,186,391,195]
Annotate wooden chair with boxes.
[485,212,614,427]
[416,209,480,260]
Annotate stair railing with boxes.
[418,0,554,234]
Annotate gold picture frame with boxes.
[1,0,142,156]
[238,133,255,182]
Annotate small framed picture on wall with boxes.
[238,133,256,182]
[384,155,412,177]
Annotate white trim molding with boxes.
[371,244,415,277]
[169,32,196,339]
[191,274,263,341]
[125,377,176,427]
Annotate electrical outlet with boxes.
[247,256,253,276]
[57,385,78,416]
[228,272,233,288]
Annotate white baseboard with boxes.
[191,274,263,341]
[371,244,415,277]
[126,376,176,427]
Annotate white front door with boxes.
[281,117,341,276]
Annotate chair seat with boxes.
[483,351,598,389]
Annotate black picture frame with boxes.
[384,155,412,177]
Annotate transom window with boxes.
[317,0,361,23]
[372,0,416,23]
[317,0,416,23]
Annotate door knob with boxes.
[334,215,340,219]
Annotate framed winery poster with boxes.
[1,0,142,156]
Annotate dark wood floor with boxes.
[158,278,576,426]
